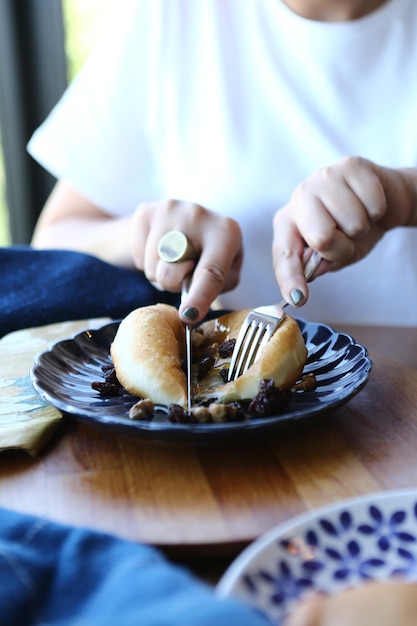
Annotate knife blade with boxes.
[181,274,193,413]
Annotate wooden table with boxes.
[1,323,417,584]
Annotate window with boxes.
[63,0,114,81]
[0,132,10,246]
[0,1,67,244]
[0,0,113,245]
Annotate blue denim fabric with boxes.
[0,508,271,626]
[0,246,180,338]
[1,248,268,624]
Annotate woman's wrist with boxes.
[399,168,417,227]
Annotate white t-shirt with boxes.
[28,0,417,326]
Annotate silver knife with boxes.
[181,274,193,413]
[158,231,196,413]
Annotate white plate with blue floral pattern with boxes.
[217,490,417,624]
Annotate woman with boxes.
[28,0,417,326]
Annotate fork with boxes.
[227,250,322,382]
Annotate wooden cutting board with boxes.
[1,349,417,558]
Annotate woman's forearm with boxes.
[31,181,136,267]
[32,214,135,267]
[398,168,417,227]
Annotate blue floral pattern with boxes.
[218,491,417,624]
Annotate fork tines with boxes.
[228,310,283,382]
[227,251,322,382]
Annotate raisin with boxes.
[92,363,122,396]
[220,368,229,384]
[259,379,275,393]
[103,366,120,385]
[248,379,289,417]
[167,404,190,423]
[227,401,246,422]
[91,381,121,397]
[218,338,236,358]
[198,353,216,380]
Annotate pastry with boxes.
[110,304,188,407]
[193,308,307,403]
[110,303,307,409]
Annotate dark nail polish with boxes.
[290,289,304,306]
[182,307,199,321]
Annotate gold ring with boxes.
[157,230,196,263]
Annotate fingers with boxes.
[292,157,387,253]
[272,210,335,307]
[273,156,389,307]
[283,593,325,626]
[178,235,243,324]
[131,199,243,323]
[285,582,417,626]
[177,218,242,323]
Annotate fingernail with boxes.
[182,307,199,321]
[290,289,304,306]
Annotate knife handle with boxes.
[181,273,192,303]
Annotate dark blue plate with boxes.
[30,319,372,444]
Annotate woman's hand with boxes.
[32,185,243,323]
[272,156,417,306]
[131,199,243,324]
[284,582,417,626]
